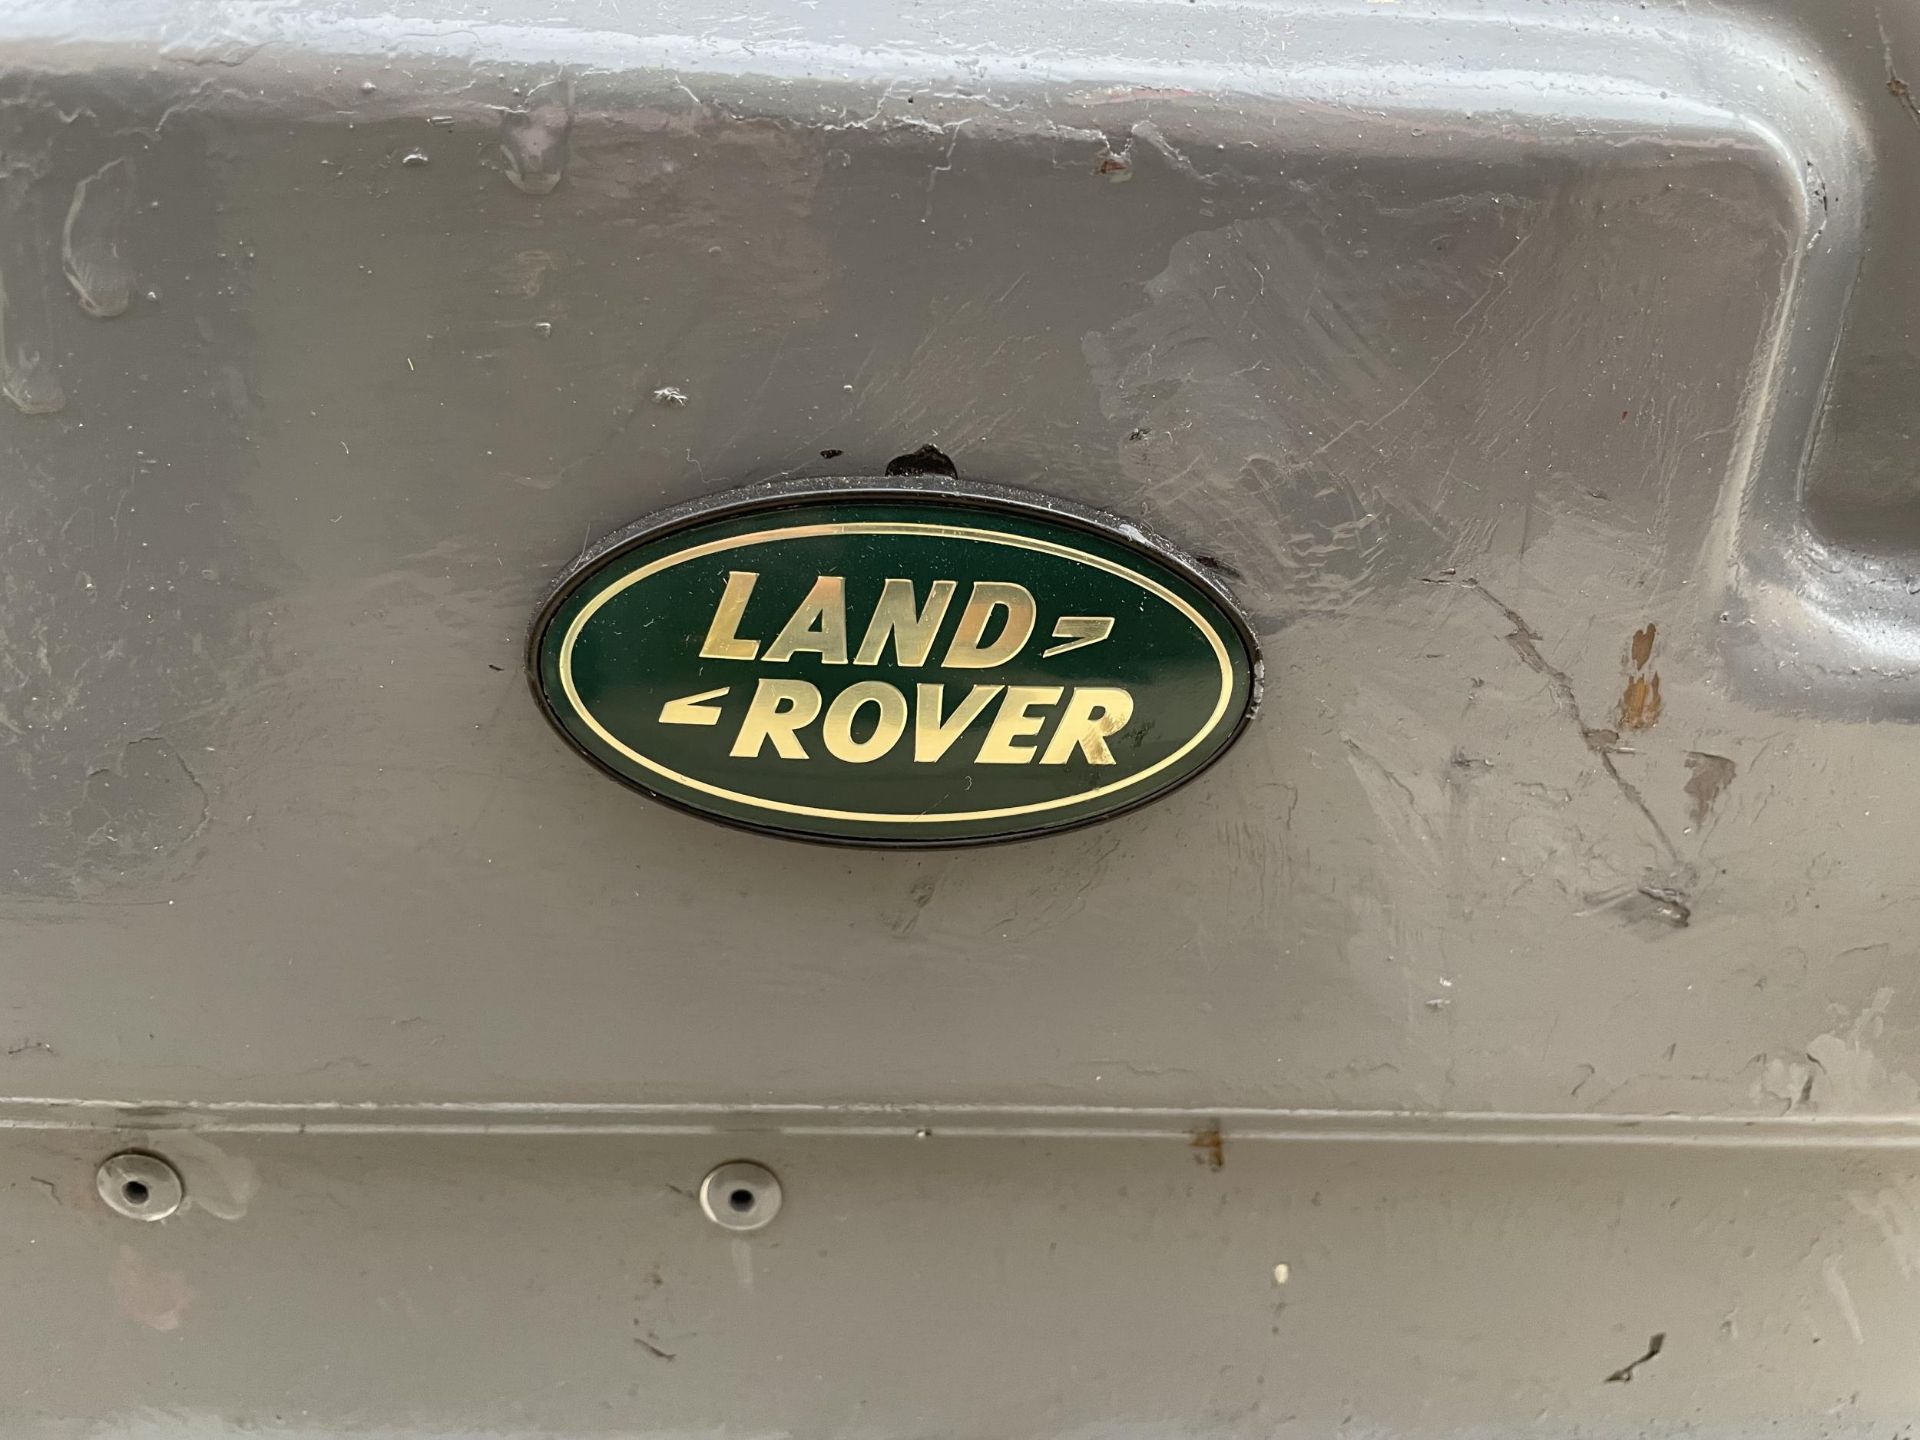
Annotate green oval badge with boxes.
[529,481,1259,845]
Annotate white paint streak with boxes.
[1850,1177,1920,1279]
[159,1132,259,1220]
[62,157,135,318]
[1823,1254,1865,1344]
[1808,988,1920,1114]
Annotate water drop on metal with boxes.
[63,158,136,318]
[2,353,66,415]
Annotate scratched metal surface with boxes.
[3,0,1920,1431]
[9,1125,1920,1435]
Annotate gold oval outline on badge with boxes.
[555,520,1237,824]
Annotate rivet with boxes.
[96,1152,184,1221]
[698,1161,782,1232]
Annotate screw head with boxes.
[698,1161,782,1232]
[96,1152,184,1221]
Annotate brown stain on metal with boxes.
[1190,1126,1225,1171]
[1629,623,1657,670]
[1891,73,1920,128]
[1456,582,1684,866]
[1618,673,1662,730]
[1618,623,1662,731]
[1683,752,1737,825]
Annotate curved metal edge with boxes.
[521,475,1263,849]
[1708,15,1897,714]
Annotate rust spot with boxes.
[1890,72,1920,129]
[1190,1126,1225,1171]
[1097,154,1131,176]
[1683,752,1737,825]
[1629,622,1657,670]
[1618,673,1662,731]
[1618,623,1662,731]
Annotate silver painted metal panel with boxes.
[0,0,1917,1430]
[12,1126,1920,1435]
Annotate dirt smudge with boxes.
[1190,1125,1225,1171]
[112,1246,195,1332]
[1604,1331,1665,1384]
[1683,752,1736,826]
